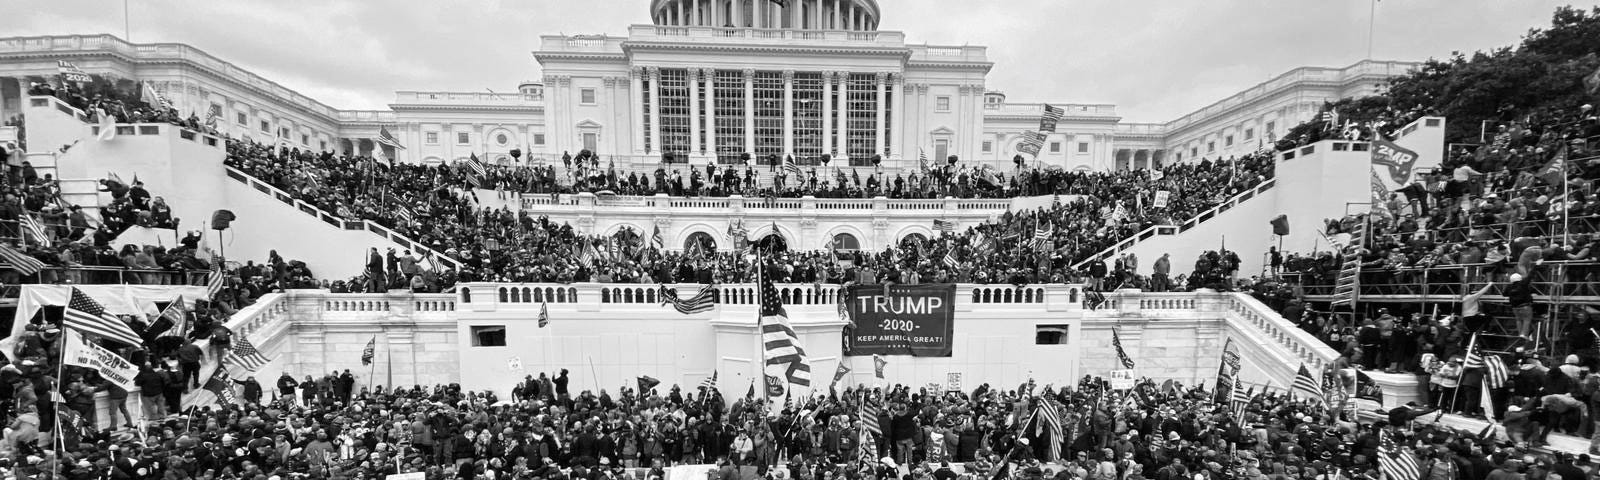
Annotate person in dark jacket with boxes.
[135,364,166,422]
[233,376,263,405]
[176,342,204,390]
[1505,273,1535,337]
[161,363,185,413]
[276,372,299,404]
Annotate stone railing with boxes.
[516,192,1027,219]
[28,95,89,123]
[1072,177,1277,269]
[1221,293,1340,371]
[87,121,224,149]
[457,282,1084,313]
[626,25,906,45]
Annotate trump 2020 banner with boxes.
[844,284,955,357]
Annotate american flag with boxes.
[942,249,959,268]
[538,302,550,328]
[376,126,406,150]
[918,148,930,173]
[860,398,882,435]
[933,219,956,233]
[759,264,811,388]
[1232,377,1250,413]
[463,153,488,188]
[783,156,802,177]
[395,206,415,226]
[857,428,876,467]
[1030,220,1051,250]
[1464,336,1509,389]
[699,370,718,391]
[577,242,597,266]
[0,243,46,276]
[205,267,225,299]
[1112,327,1136,368]
[224,336,271,372]
[361,336,376,366]
[155,297,189,339]
[1378,430,1420,480]
[1040,104,1064,133]
[64,287,143,346]
[660,284,718,314]
[19,214,50,247]
[1292,364,1325,404]
[1033,397,1063,461]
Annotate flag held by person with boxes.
[637,375,661,394]
[700,370,719,391]
[224,336,272,372]
[1291,364,1325,404]
[651,225,665,250]
[832,361,851,385]
[362,336,377,366]
[1040,104,1064,133]
[538,302,550,328]
[64,287,143,346]
[20,214,50,247]
[152,297,189,339]
[203,368,237,406]
[0,243,46,276]
[1539,146,1569,186]
[660,284,718,314]
[933,219,956,233]
[1377,430,1421,480]
[1112,327,1136,369]
[375,126,406,150]
[57,60,92,83]
[872,354,887,379]
[760,267,811,389]
[206,267,226,299]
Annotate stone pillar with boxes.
[630,67,645,154]
[689,69,702,157]
[604,76,621,155]
[703,68,718,161]
[743,69,755,159]
[888,73,901,159]
[782,70,795,158]
[386,330,417,389]
[873,72,886,158]
[835,72,849,162]
[820,71,833,157]
[648,67,662,156]
[832,0,842,29]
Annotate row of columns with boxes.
[656,0,876,31]
[638,67,895,160]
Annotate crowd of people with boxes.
[27,80,219,137]
[224,136,1276,288]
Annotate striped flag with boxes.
[577,242,597,266]
[0,243,46,276]
[463,153,488,188]
[1232,377,1250,412]
[1292,364,1325,404]
[857,428,876,466]
[205,267,225,299]
[700,370,719,391]
[361,336,376,366]
[760,265,811,388]
[933,219,956,233]
[1030,220,1051,250]
[1377,430,1420,480]
[1040,104,1064,133]
[19,214,50,247]
[860,398,882,435]
[1034,397,1063,461]
[375,126,406,150]
[538,302,549,328]
[224,336,271,372]
[1112,327,1136,369]
[783,156,801,177]
[942,249,959,268]
[395,206,415,226]
[154,297,189,339]
[141,81,172,110]
[918,148,930,173]
[660,284,718,314]
[1464,335,1509,390]
[64,287,143,346]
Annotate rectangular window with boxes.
[301,134,309,145]
[583,133,598,151]
[791,72,823,164]
[457,132,469,145]
[320,140,327,151]
[1035,325,1070,345]
[1244,128,1254,140]
[1265,121,1276,134]
[1077,142,1089,153]
[1224,135,1234,147]
[279,127,289,138]
[426,132,439,145]
[1190,147,1198,158]
[236,112,247,125]
[982,140,992,153]
[260,120,270,133]
[581,88,597,104]
[533,133,546,146]
[470,326,507,347]
[934,139,949,163]
[713,70,746,163]
[1207,141,1215,153]
[1176,152,1183,162]
[659,68,693,161]
[936,96,951,112]
[1049,142,1061,153]
[844,73,879,164]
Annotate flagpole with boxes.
[1366,0,1377,60]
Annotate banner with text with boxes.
[844,284,956,356]
[63,329,137,389]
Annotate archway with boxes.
[684,231,718,253]
[831,233,860,251]
[754,233,788,252]
[899,232,929,249]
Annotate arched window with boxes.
[831,233,860,252]
[684,232,718,253]
[899,233,928,250]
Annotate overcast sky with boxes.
[11,0,1583,122]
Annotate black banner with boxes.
[843,284,955,357]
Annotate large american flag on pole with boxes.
[1378,430,1420,480]
[64,287,143,346]
[1292,364,1325,404]
[1112,327,1136,369]
[1040,104,1064,133]
[224,336,271,372]
[760,262,811,388]
[1033,396,1063,462]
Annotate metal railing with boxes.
[1294,260,1600,301]
[1072,177,1277,269]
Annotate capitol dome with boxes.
[651,0,879,30]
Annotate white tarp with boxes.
[1,284,211,360]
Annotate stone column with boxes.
[648,67,662,156]
[630,67,645,154]
[832,0,842,29]
[888,73,901,159]
[782,70,795,158]
[835,72,849,162]
[689,69,702,157]
[604,76,620,155]
[820,71,833,157]
[743,69,755,159]
[703,68,718,160]
[873,72,886,157]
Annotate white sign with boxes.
[62,330,137,390]
[946,372,962,391]
[507,356,524,372]
[387,473,426,480]
[1152,191,1171,209]
[1108,369,1136,390]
